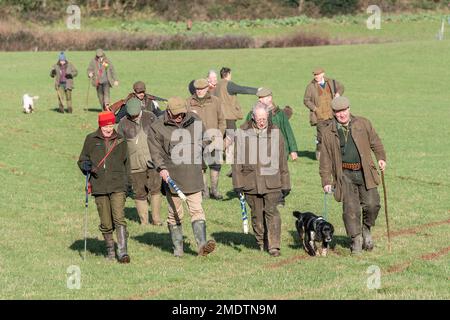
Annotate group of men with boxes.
[76,54,387,262]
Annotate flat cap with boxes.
[313,67,325,75]
[133,81,146,93]
[331,96,350,111]
[96,48,104,57]
[167,96,187,115]
[256,87,272,98]
[194,78,209,89]
[126,97,142,116]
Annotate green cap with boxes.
[167,96,187,115]
[126,97,142,116]
[331,96,350,111]
[256,87,272,98]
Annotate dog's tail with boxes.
[293,211,302,219]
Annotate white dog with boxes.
[23,94,39,114]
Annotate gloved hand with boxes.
[51,69,56,77]
[234,188,243,196]
[82,160,92,175]
[66,74,73,79]
[126,184,134,199]
[281,189,291,198]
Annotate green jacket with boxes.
[246,106,298,158]
[319,115,386,202]
[50,61,78,90]
[148,111,206,194]
[78,129,130,195]
[117,110,157,174]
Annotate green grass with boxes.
[0,39,449,299]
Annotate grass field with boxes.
[0,38,449,299]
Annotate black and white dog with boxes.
[293,211,334,257]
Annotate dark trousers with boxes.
[96,83,111,110]
[94,192,126,233]
[245,192,282,251]
[342,169,381,237]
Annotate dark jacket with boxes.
[232,120,291,195]
[148,111,206,194]
[319,115,386,202]
[87,56,118,87]
[50,61,78,90]
[78,129,130,195]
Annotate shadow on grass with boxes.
[132,232,198,256]
[84,107,103,112]
[124,207,140,224]
[211,231,257,252]
[221,190,238,202]
[297,150,316,160]
[70,238,106,259]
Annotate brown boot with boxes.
[135,199,149,225]
[102,232,115,260]
[209,170,223,200]
[150,193,163,226]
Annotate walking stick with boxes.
[381,170,391,253]
[55,87,65,110]
[239,193,249,234]
[83,173,90,260]
[85,80,91,111]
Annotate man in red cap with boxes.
[78,111,131,263]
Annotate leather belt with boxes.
[342,162,361,170]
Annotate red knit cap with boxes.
[98,111,115,127]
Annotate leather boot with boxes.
[202,171,209,199]
[168,224,184,257]
[209,170,223,200]
[192,220,216,256]
[102,232,116,260]
[135,199,149,225]
[351,234,363,255]
[362,224,374,251]
[116,225,130,263]
[150,193,163,226]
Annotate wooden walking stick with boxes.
[85,80,91,111]
[381,170,391,253]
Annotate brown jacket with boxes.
[303,77,344,126]
[319,115,386,202]
[87,56,118,87]
[215,79,242,120]
[232,121,291,195]
[186,93,226,137]
[148,111,206,194]
[50,61,78,90]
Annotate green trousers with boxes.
[94,192,127,233]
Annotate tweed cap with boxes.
[313,67,325,75]
[194,78,209,89]
[133,81,146,93]
[256,87,272,98]
[331,96,350,111]
[167,96,187,115]
[96,48,104,57]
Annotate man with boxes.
[148,97,216,257]
[303,67,344,160]
[246,88,298,161]
[207,70,218,95]
[232,102,291,257]
[78,111,131,263]
[113,81,166,123]
[50,52,78,113]
[87,48,119,111]
[117,97,163,226]
[319,96,386,254]
[186,78,226,200]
